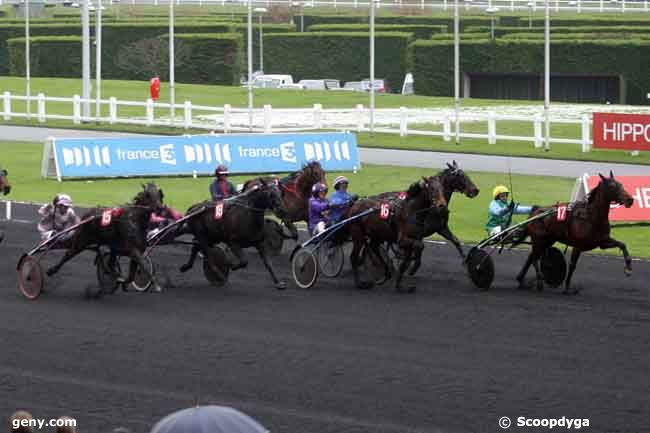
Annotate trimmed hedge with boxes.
[264,32,413,92]
[409,39,650,104]
[500,32,650,40]
[231,23,295,70]
[523,16,650,27]
[465,25,650,38]
[308,23,447,39]
[8,36,82,78]
[301,14,492,32]
[430,32,490,40]
[168,33,241,85]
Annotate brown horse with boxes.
[517,171,634,293]
[375,161,480,274]
[46,183,165,292]
[243,161,326,239]
[0,167,10,196]
[348,177,447,292]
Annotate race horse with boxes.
[517,171,634,293]
[375,161,480,275]
[180,178,289,289]
[46,183,165,292]
[0,166,10,244]
[243,161,326,239]
[348,176,448,292]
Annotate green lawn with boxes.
[2,140,647,259]
[2,76,648,165]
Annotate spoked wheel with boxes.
[95,251,121,297]
[262,219,285,257]
[17,255,44,300]
[317,242,345,278]
[360,243,393,285]
[203,245,230,287]
[541,246,567,288]
[291,246,319,289]
[466,247,495,290]
[131,255,155,292]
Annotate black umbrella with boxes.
[150,405,269,433]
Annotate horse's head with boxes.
[134,182,164,212]
[440,161,479,198]
[408,177,447,211]
[0,168,11,195]
[298,161,327,195]
[257,178,288,219]
[599,171,634,208]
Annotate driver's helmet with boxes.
[55,194,73,207]
[333,176,349,190]
[311,182,328,197]
[215,164,229,176]
[492,185,509,199]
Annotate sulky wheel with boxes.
[291,246,319,289]
[317,242,345,278]
[203,245,230,287]
[17,255,44,300]
[95,251,121,297]
[262,219,285,257]
[541,246,567,288]
[131,255,155,292]
[466,247,495,290]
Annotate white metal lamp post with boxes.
[527,1,534,28]
[25,0,31,120]
[247,0,253,131]
[292,1,304,32]
[254,7,267,73]
[486,6,499,40]
[369,0,378,136]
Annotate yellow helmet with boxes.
[493,185,510,198]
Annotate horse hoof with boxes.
[536,282,544,292]
[152,285,163,293]
[356,281,373,290]
[275,281,287,290]
[516,278,527,290]
[46,268,57,277]
[624,267,632,277]
[407,284,416,293]
[179,264,191,273]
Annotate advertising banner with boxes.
[593,112,650,151]
[43,132,360,180]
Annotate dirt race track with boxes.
[1,220,649,433]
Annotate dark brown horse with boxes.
[243,161,326,239]
[0,167,10,244]
[348,177,447,292]
[46,183,165,292]
[517,171,634,293]
[180,178,289,289]
[0,167,10,195]
[375,161,480,274]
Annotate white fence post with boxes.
[264,104,272,133]
[356,104,364,132]
[443,115,451,142]
[73,94,81,124]
[146,98,154,127]
[399,107,408,137]
[313,103,322,129]
[3,91,11,121]
[183,101,192,129]
[534,115,543,148]
[37,93,46,123]
[109,97,117,125]
[223,104,231,133]
[581,114,591,152]
[488,110,496,144]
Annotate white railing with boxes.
[0,91,594,152]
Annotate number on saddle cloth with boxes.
[101,208,124,227]
[556,205,567,222]
[379,202,391,220]
[213,201,224,220]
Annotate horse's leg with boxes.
[283,221,299,240]
[229,243,248,270]
[565,247,582,295]
[531,244,547,292]
[46,245,84,276]
[180,243,200,273]
[350,239,370,289]
[516,252,535,289]
[438,226,465,260]
[371,241,392,283]
[396,238,420,293]
[256,242,286,290]
[599,237,632,276]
